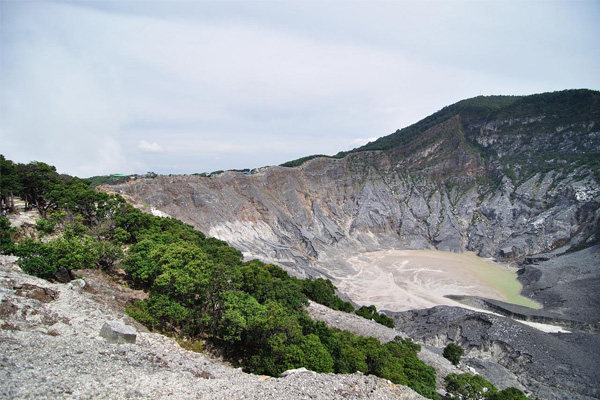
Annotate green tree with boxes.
[122,239,161,284]
[301,277,354,312]
[0,216,15,254]
[17,161,62,216]
[93,240,123,270]
[298,333,334,373]
[218,290,262,342]
[128,294,191,333]
[149,243,213,307]
[36,218,57,236]
[0,155,21,212]
[14,239,55,279]
[45,177,109,225]
[46,235,100,271]
[443,342,465,365]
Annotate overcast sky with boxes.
[2,0,599,177]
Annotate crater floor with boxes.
[328,250,540,312]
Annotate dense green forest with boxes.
[0,155,441,398]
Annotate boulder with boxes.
[99,320,137,344]
[68,279,86,291]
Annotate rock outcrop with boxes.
[100,320,137,344]
[392,305,600,400]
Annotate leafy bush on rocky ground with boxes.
[443,343,464,366]
[444,373,528,400]
[355,305,395,328]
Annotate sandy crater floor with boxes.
[332,250,540,312]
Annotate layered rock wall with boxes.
[109,151,599,278]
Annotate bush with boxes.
[487,387,529,400]
[19,255,56,279]
[0,216,15,254]
[15,239,55,279]
[46,235,100,271]
[36,218,56,235]
[444,373,497,399]
[302,277,354,312]
[355,305,395,328]
[443,342,465,365]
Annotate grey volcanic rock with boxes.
[392,306,600,400]
[108,156,599,278]
[519,245,600,324]
[280,367,315,377]
[100,320,137,344]
[68,279,86,291]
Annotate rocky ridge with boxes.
[108,154,599,278]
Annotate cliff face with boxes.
[109,92,600,279]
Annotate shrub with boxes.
[487,387,529,400]
[19,255,56,280]
[0,216,15,254]
[355,305,395,328]
[302,277,354,312]
[444,373,497,399]
[36,218,56,235]
[46,235,100,271]
[443,342,465,365]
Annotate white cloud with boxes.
[1,0,598,176]
[138,140,165,153]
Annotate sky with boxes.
[1,0,599,177]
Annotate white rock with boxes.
[69,279,86,291]
[280,367,315,377]
[100,320,137,344]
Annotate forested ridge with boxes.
[0,155,528,399]
[281,89,600,184]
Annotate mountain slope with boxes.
[104,89,600,399]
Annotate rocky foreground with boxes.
[0,255,428,400]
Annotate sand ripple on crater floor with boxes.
[332,249,537,312]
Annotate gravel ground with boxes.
[0,256,426,400]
